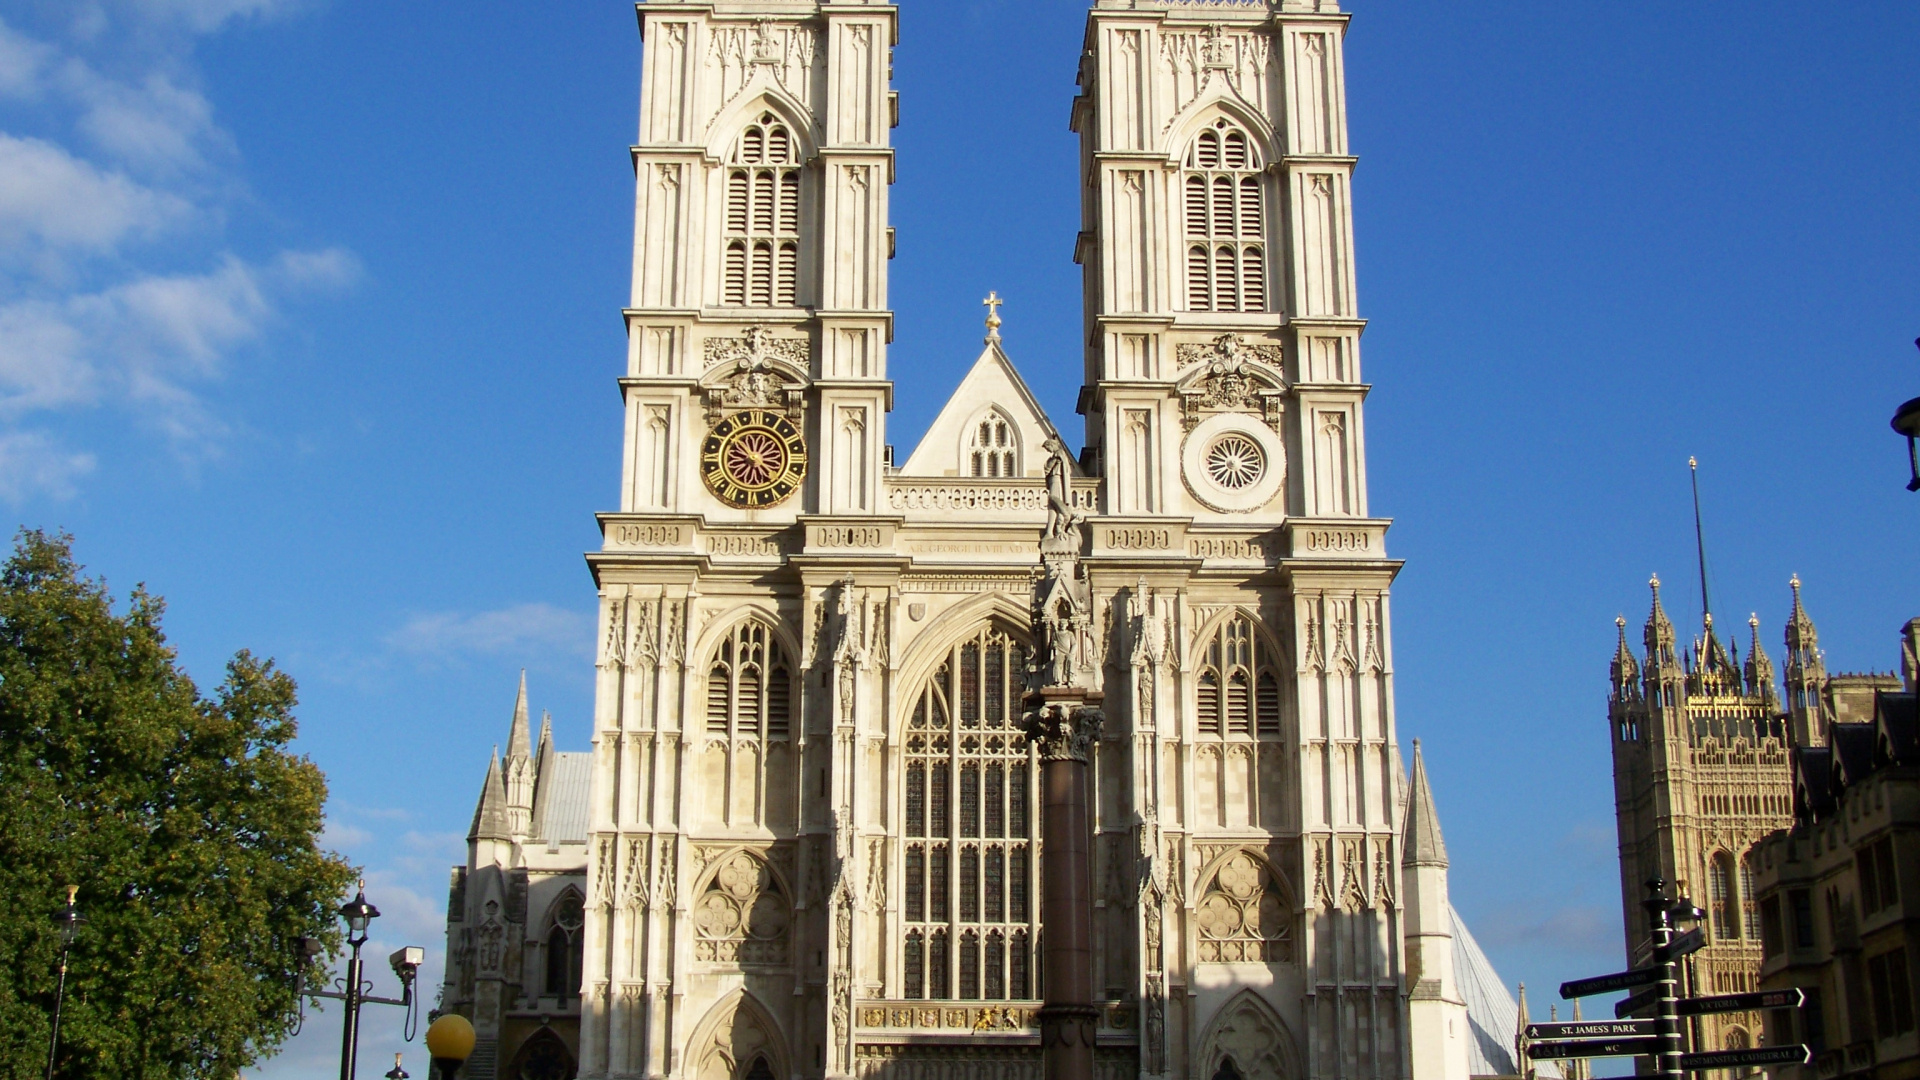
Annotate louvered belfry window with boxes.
[1194,614,1283,738]
[723,113,802,307]
[704,621,793,740]
[902,626,1037,1000]
[1183,119,1266,313]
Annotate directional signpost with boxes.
[1676,988,1805,1017]
[1532,882,1811,1078]
[1680,1046,1811,1071]
[1525,1020,1653,1041]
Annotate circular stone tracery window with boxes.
[1204,434,1265,490]
[1180,414,1286,514]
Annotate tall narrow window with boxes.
[1710,853,1736,940]
[1182,118,1266,312]
[968,413,1018,477]
[904,930,925,999]
[1194,614,1283,742]
[544,891,586,997]
[902,625,1038,1000]
[1741,856,1762,940]
[704,622,792,742]
[722,113,802,307]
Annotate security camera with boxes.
[390,945,426,983]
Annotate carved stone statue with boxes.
[1041,437,1082,552]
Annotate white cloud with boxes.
[0,430,94,500]
[0,10,356,493]
[0,248,359,448]
[320,819,373,850]
[65,65,226,174]
[0,131,188,254]
[385,603,595,666]
[105,0,311,36]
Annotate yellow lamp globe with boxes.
[424,1014,476,1062]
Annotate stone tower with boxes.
[569,3,1472,1080]
[1607,577,1899,1058]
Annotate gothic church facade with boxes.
[460,2,1490,1079]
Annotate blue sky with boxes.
[0,1,1914,1074]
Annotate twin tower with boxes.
[550,3,1475,1080]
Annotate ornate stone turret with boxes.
[1611,616,1641,703]
[1784,575,1827,742]
[1745,614,1778,707]
[469,748,512,854]
[1643,575,1682,687]
[1402,741,1468,1080]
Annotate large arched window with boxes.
[705,621,793,740]
[544,890,585,998]
[1183,118,1266,313]
[723,113,802,307]
[1194,614,1283,738]
[967,412,1018,478]
[902,625,1036,1001]
[1709,852,1737,940]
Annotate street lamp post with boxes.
[294,887,424,1080]
[44,885,82,1080]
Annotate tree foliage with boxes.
[0,530,356,1077]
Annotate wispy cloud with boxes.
[384,602,594,667]
[0,8,354,500]
[1474,902,1620,956]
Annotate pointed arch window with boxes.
[704,621,794,740]
[723,113,802,307]
[1194,614,1284,738]
[1183,119,1266,313]
[544,890,586,998]
[968,413,1018,477]
[902,626,1037,1000]
[1740,854,1762,940]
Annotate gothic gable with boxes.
[897,340,1069,479]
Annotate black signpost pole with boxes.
[1642,881,1684,1080]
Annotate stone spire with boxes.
[1643,575,1680,679]
[1611,615,1641,702]
[1744,613,1778,706]
[1402,739,1448,869]
[468,747,511,844]
[507,669,533,761]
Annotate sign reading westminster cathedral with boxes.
[437,4,1528,1080]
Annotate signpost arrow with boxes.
[1615,986,1660,1019]
[1678,1045,1810,1071]
[1676,988,1807,1017]
[1560,967,1661,999]
[1527,1037,1665,1061]
[1655,926,1705,963]
[1525,1020,1655,1041]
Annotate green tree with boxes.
[0,530,356,1077]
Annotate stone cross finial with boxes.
[983,291,1003,343]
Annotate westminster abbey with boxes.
[437,3,1529,1079]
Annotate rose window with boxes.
[1204,434,1265,490]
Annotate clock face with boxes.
[700,409,808,509]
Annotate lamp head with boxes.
[384,1053,410,1080]
[425,1013,477,1063]
[340,887,380,942]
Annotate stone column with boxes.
[1024,689,1103,1080]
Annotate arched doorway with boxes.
[508,1028,576,1080]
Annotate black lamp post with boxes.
[294,886,423,1080]
[1892,337,1920,492]
[44,885,82,1080]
